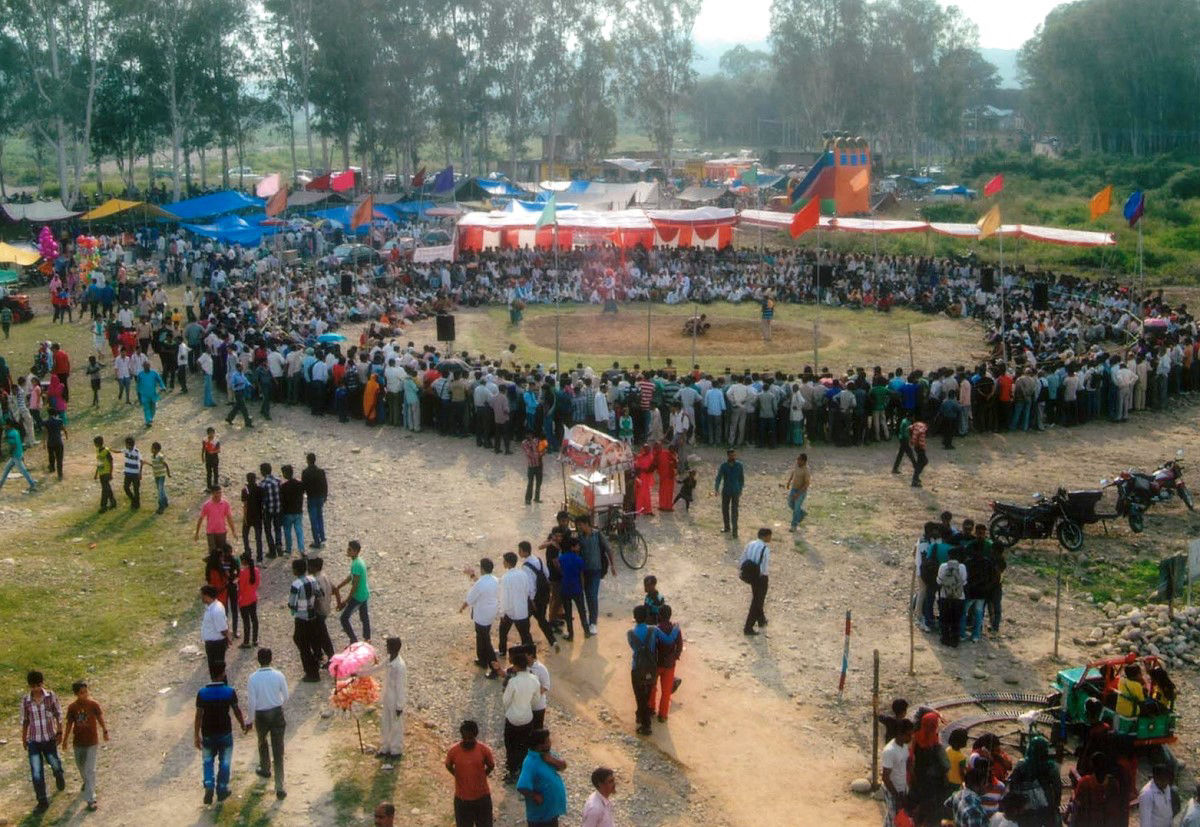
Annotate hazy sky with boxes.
[694,0,1063,50]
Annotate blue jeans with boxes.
[1009,400,1030,432]
[964,598,987,640]
[788,490,808,528]
[282,513,305,554]
[988,586,1003,633]
[27,739,64,803]
[155,476,168,509]
[201,732,234,793]
[203,373,215,407]
[921,584,936,628]
[583,570,602,628]
[0,455,35,489]
[307,496,326,545]
[340,597,370,643]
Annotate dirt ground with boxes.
[1,303,1198,826]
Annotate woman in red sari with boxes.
[656,444,677,512]
[633,443,656,515]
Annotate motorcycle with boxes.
[1103,450,1194,533]
[988,488,1085,551]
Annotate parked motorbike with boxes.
[988,488,1085,551]
[1103,450,1193,533]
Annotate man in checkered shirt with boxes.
[258,463,283,557]
[20,670,65,811]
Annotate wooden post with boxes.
[907,324,915,372]
[871,649,881,790]
[813,321,820,372]
[646,300,652,367]
[1053,544,1065,659]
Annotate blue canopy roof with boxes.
[476,178,528,197]
[166,190,266,221]
[308,204,402,234]
[392,200,435,215]
[180,213,279,246]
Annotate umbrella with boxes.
[317,332,347,343]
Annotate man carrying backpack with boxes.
[627,605,679,736]
[738,528,772,636]
[518,541,557,651]
[936,550,968,647]
[963,523,999,642]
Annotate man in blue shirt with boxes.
[135,362,167,426]
[627,605,679,734]
[702,378,727,445]
[516,728,567,827]
[194,668,249,805]
[226,365,253,428]
[714,449,744,537]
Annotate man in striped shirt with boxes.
[287,559,322,682]
[20,670,65,811]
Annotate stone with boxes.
[178,645,200,657]
[1003,675,1020,685]
[849,778,873,794]
[973,669,988,679]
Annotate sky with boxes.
[693,0,1063,50]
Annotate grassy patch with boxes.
[1010,550,1159,604]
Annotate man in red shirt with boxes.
[445,719,495,826]
[994,366,1014,432]
[51,343,71,402]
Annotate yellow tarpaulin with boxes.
[0,242,40,266]
[80,199,178,221]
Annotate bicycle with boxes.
[602,507,649,569]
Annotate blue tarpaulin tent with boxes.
[392,200,435,215]
[308,205,403,233]
[167,190,266,221]
[181,213,279,246]
[476,178,528,197]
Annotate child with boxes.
[122,436,143,510]
[674,468,697,512]
[62,680,108,812]
[643,575,665,623]
[86,356,102,406]
[201,427,220,491]
[945,728,968,785]
[237,552,259,648]
[618,406,633,444]
[150,441,171,513]
[878,698,910,744]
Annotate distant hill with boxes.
[981,48,1021,89]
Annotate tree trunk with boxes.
[95,155,104,196]
[340,131,350,171]
[0,138,7,200]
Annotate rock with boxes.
[178,645,200,657]
[1003,675,1020,685]
[972,669,988,679]
[849,778,873,794]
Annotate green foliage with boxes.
[1167,168,1200,200]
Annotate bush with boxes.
[919,203,973,222]
[1167,167,1200,200]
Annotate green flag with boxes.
[741,164,758,188]
[535,194,557,229]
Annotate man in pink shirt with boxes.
[582,766,616,827]
[194,485,237,553]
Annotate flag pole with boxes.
[554,219,560,373]
[1137,220,1144,300]
[999,228,1008,364]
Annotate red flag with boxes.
[790,198,820,239]
[350,195,374,230]
[305,173,331,191]
[411,166,426,188]
[983,174,1004,197]
[331,169,356,192]
[265,186,288,217]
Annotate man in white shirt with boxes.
[582,767,617,827]
[525,645,550,729]
[738,528,771,636]
[1138,765,1177,827]
[500,651,540,782]
[593,384,610,433]
[200,585,231,680]
[246,648,289,799]
[497,551,533,655]
[881,718,913,824]
[725,378,750,446]
[197,350,216,407]
[461,558,501,678]
[175,340,190,393]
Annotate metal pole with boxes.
[813,321,819,374]
[554,225,560,371]
[999,230,1008,364]
[1053,544,1064,659]
[871,649,881,790]
[1138,221,1144,297]
[690,298,698,367]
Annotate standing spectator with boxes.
[287,558,322,682]
[50,342,70,402]
[498,551,534,655]
[135,361,166,426]
[445,720,496,827]
[0,418,37,493]
[334,540,371,643]
[522,432,545,505]
[279,464,306,556]
[201,427,220,491]
[307,557,336,666]
[576,515,615,636]
[246,648,289,800]
[43,409,66,482]
[738,528,772,635]
[936,551,967,648]
[200,584,231,680]
[525,644,551,729]
[237,552,260,648]
[62,680,108,812]
[491,380,512,454]
[881,718,914,826]
[947,766,990,827]
[516,728,568,827]
[198,348,216,407]
[226,363,253,428]
[784,453,811,531]
[86,356,102,406]
[20,670,65,812]
[627,605,660,735]
[195,485,236,553]
[582,767,616,827]
[121,435,143,509]
[150,441,171,513]
[714,449,744,537]
[1138,764,1176,827]
[556,539,588,641]
[93,436,117,512]
[301,453,328,549]
[176,338,190,393]
[1005,735,1061,827]
[241,472,264,562]
[462,558,501,678]
[0,304,10,338]
[502,651,540,783]
[193,666,249,805]
[910,419,929,488]
[373,637,407,760]
[647,604,683,722]
[259,463,283,558]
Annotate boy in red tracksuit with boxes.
[655,444,677,512]
[647,604,683,722]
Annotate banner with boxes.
[412,244,455,263]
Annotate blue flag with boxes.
[432,166,455,194]
[1123,190,1145,227]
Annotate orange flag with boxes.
[1089,185,1113,221]
[351,195,374,230]
[977,205,1001,240]
[790,197,821,239]
[849,168,869,193]
[265,186,288,217]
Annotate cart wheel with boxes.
[1128,511,1145,534]
[1056,520,1084,552]
[619,530,649,569]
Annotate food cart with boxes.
[559,425,633,530]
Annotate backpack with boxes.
[523,560,550,608]
[631,628,657,686]
[939,563,965,600]
[918,543,940,588]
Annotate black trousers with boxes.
[474,622,497,668]
[745,574,768,632]
[240,603,259,644]
[313,615,335,660]
[503,719,533,777]
[492,421,511,454]
[912,448,928,484]
[243,519,263,561]
[98,473,117,509]
[46,443,64,479]
[123,474,141,508]
[632,672,654,732]
[562,592,588,637]
[177,365,188,392]
[497,616,532,655]
[292,617,320,679]
[204,454,219,489]
[939,598,964,646]
[529,599,556,646]
[721,492,740,533]
[892,441,915,472]
[204,639,228,680]
[263,513,282,555]
[525,466,543,503]
[453,795,493,827]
